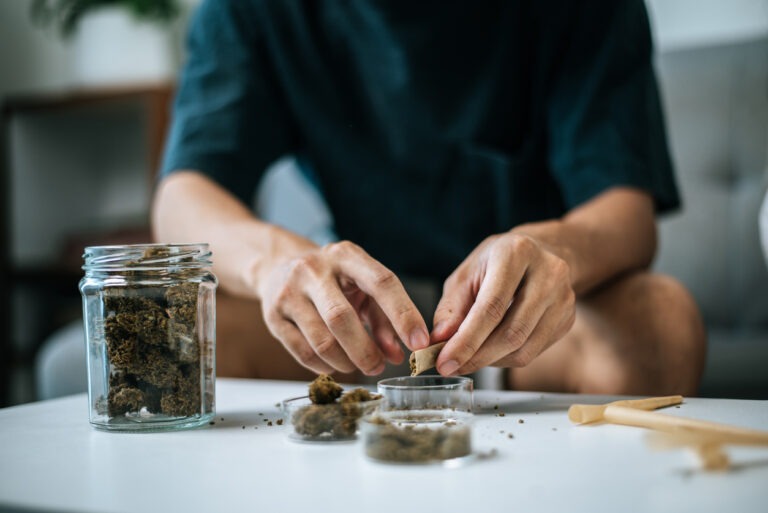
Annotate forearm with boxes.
[512,187,657,296]
[151,171,314,299]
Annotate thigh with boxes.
[506,272,706,396]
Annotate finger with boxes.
[491,307,576,369]
[363,300,404,364]
[325,242,429,350]
[290,299,357,373]
[269,318,336,375]
[456,296,552,375]
[494,289,575,367]
[436,246,528,376]
[431,272,475,342]
[306,278,387,376]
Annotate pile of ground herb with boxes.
[103,248,207,419]
[364,415,471,463]
[291,374,380,440]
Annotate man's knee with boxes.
[590,272,706,395]
[640,273,706,394]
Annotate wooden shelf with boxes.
[2,81,174,115]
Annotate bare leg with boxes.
[507,272,706,396]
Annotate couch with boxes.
[653,38,768,397]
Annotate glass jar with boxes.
[79,243,217,431]
[377,376,474,412]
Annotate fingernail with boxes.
[410,329,429,349]
[366,362,386,376]
[432,321,447,336]
[440,360,460,376]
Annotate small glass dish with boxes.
[361,409,474,465]
[281,395,382,442]
[377,376,473,412]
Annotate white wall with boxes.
[0,0,201,99]
[646,0,768,52]
[0,0,73,99]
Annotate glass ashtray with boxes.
[281,394,382,442]
[377,376,473,412]
[361,409,474,465]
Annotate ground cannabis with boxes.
[364,415,472,463]
[103,247,208,419]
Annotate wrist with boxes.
[240,223,318,299]
[509,220,583,291]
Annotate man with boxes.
[153,0,705,394]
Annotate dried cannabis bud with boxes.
[292,375,380,440]
[308,374,343,404]
[104,276,204,418]
[339,387,374,403]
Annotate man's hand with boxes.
[429,188,658,377]
[153,171,430,377]
[256,237,430,376]
[431,232,576,376]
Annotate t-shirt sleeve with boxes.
[546,0,679,213]
[160,0,296,206]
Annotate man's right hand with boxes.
[153,171,429,376]
[254,234,430,375]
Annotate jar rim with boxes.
[82,243,212,271]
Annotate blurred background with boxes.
[0,0,766,407]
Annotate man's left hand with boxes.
[431,231,576,376]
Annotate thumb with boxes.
[431,277,475,342]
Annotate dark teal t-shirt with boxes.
[162,0,679,281]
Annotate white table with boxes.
[1,378,767,513]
